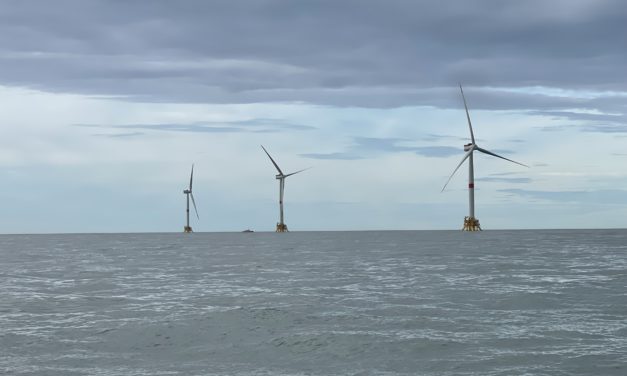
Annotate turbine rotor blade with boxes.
[261,145,284,175]
[284,167,311,177]
[475,146,528,168]
[189,164,194,191]
[459,84,476,144]
[190,193,199,219]
[441,148,474,192]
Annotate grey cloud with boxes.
[476,177,532,184]
[538,122,627,134]
[532,109,627,133]
[0,0,626,113]
[299,152,364,160]
[500,188,627,204]
[76,118,315,134]
[581,124,627,133]
[94,131,144,138]
[353,137,461,158]
[413,146,460,158]
[302,137,465,160]
[532,110,626,124]
[489,172,522,176]
[421,133,468,142]
[470,169,532,184]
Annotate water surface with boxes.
[1,230,626,375]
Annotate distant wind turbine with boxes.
[442,85,528,231]
[183,164,199,233]
[261,145,309,232]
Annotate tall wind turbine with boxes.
[261,145,308,232]
[183,164,199,233]
[442,85,528,231]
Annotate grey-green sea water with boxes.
[1,230,626,375]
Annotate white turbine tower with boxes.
[261,145,308,232]
[183,164,199,233]
[442,85,528,231]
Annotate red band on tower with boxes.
[469,183,475,188]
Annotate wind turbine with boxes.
[183,164,199,233]
[261,145,309,232]
[442,85,528,231]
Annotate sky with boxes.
[1,0,627,233]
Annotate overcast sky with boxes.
[1,0,626,233]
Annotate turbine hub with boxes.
[184,189,190,194]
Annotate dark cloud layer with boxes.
[1,0,626,126]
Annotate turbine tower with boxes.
[261,145,308,232]
[442,85,527,231]
[183,164,199,233]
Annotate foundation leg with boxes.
[462,216,482,231]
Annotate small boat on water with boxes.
[242,229,254,233]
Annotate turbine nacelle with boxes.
[276,174,284,180]
[464,143,475,152]
[183,189,191,194]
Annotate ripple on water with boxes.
[1,230,626,375]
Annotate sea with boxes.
[1,230,626,375]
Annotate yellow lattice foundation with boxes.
[276,223,288,232]
[184,226,193,233]
[462,216,481,231]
